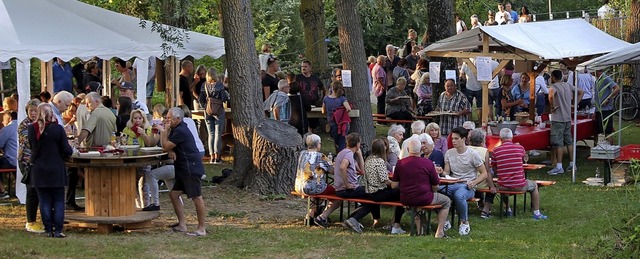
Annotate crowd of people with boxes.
[294,120,548,237]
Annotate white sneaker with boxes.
[391,226,406,235]
[443,220,452,231]
[547,167,564,175]
[459,222,471,236]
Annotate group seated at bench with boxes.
[292,126,552,238]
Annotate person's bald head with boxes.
[52,91,73,113]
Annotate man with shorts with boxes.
[483,128,548,220]
[547,70,583,175]
[158,107,207,236]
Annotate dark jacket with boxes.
[28,123,73,188]
[288,93,311,136]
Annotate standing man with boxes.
[77,92,117,147]
[262,58,279,101]
[179,60,196,110]
[371,55,388,115]
[119,82,150,114]
[296,60,325,131]
[258,44,275,78]
[436,79,471,135]
[577,69,596,110]
[505,2,519,23]
[158,107,207,237]
[405,45,420,74]
[82,61,102,94]
[133,57,157,106]
[52,58,74,94]
[593,70,621,143]
[547,70,584,175]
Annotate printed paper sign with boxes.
[342,70,352,87]
[476,56,492,81]
[429,62,441,83]
[445,70,457,83]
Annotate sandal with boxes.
[185,231,206,237]
[480,211,491,219]
[171,226,187,233]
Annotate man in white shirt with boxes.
[496,3,513,24]
[576,69,595,110]
[534,74,550,116]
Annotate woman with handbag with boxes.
[17,99,44,233]
[28,103,73,238]
[198,67,230,164]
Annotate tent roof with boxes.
[425,19,629,60]
[577,42,640,71]
[0,0,225,62]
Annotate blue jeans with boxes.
[329,123,346,154]
[205,113,225,156]
[439,183,475,222]
[536,94,546,116]
[37,187,65,234]
[146,80,155,98]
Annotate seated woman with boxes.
[385,77,414,121]
[414,73,433,116]
[467,129,494,217]
[364,138,405,234]
[439,127,488,236]
[419,133,444,168]
[121,109,158,209]
[294,134,340,228]
[426,122,448,154]
[386,124,405,170]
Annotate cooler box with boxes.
[619,144,640,161]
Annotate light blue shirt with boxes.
[0,120,18,167]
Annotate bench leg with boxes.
[513,195,517,218]
[425,209,432,235]
[409,208,418,236]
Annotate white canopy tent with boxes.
[425,19,630,183]
[1,0,225,203]
[577,42,640,71]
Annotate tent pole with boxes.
[572,67,578,183]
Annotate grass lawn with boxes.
[0,121,639,258]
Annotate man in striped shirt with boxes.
[484,128,548,220]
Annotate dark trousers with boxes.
[377,91,386,115]
[26,186,39,222]
[66,168,79,205]
[369,188,404,224]
[37,187,65,234]
[330,124,347,154]
[336,186,375,221]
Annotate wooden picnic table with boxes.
[65,147,166,233]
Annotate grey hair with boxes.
[305,134,321,149]
[407,137,421,154]
[25,99,41,112]
[469,129,486,147]
[463,121,476,130]
[500,128,513,140]
[410,120,426,134]
[387,124,406,137]
[169,107,184,120]
[278,79,289,90]
[85,92,101,102]
[386,44,395,50]
[419,133,433,145]
[53,91,73,103]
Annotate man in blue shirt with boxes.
[0,111,17,198]
[52,58,74,94]
[594,71,621,143]
[158,107,207,236]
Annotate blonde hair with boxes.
[420,72,430,85]
[396,77,407,86]
[367,56,376,64]
[426,122,441,132]
[152,104,166,120]
[36,103,56,125]
[126,109,150,129]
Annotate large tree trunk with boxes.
[335,0,375,153]
[300,0,330,78]
[626,0,640,89]
[248,119,302,194]
[427,0,456,108]
[220,0,264,188]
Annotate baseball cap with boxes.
[119,81,134,90]
[87,81,103,93]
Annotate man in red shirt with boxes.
[484,128,548,220]
[392,138,451,238]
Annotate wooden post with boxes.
[103,60,111,97]
[40,60,53,93]
[528,71,537,117]
[481,33,490,126]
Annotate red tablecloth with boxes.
[486,119,596,152]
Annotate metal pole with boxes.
[572,68,577,183]
[548,0,553,20]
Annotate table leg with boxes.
[603,160,611,185]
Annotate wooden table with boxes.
[65,148,166,233]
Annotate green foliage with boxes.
[251,0,304,70]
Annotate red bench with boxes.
[291,192,443,236]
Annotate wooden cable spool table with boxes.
[65,148,167,233]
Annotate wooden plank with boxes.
[100,168,110,217]
[96,224,113,234]
[111,167,120,217]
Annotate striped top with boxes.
[490,141,527,189]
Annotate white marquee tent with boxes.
[1,0,225,203]
[578,42,640,71]
[425,19,630,183]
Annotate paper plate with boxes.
[120,145,140,149]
